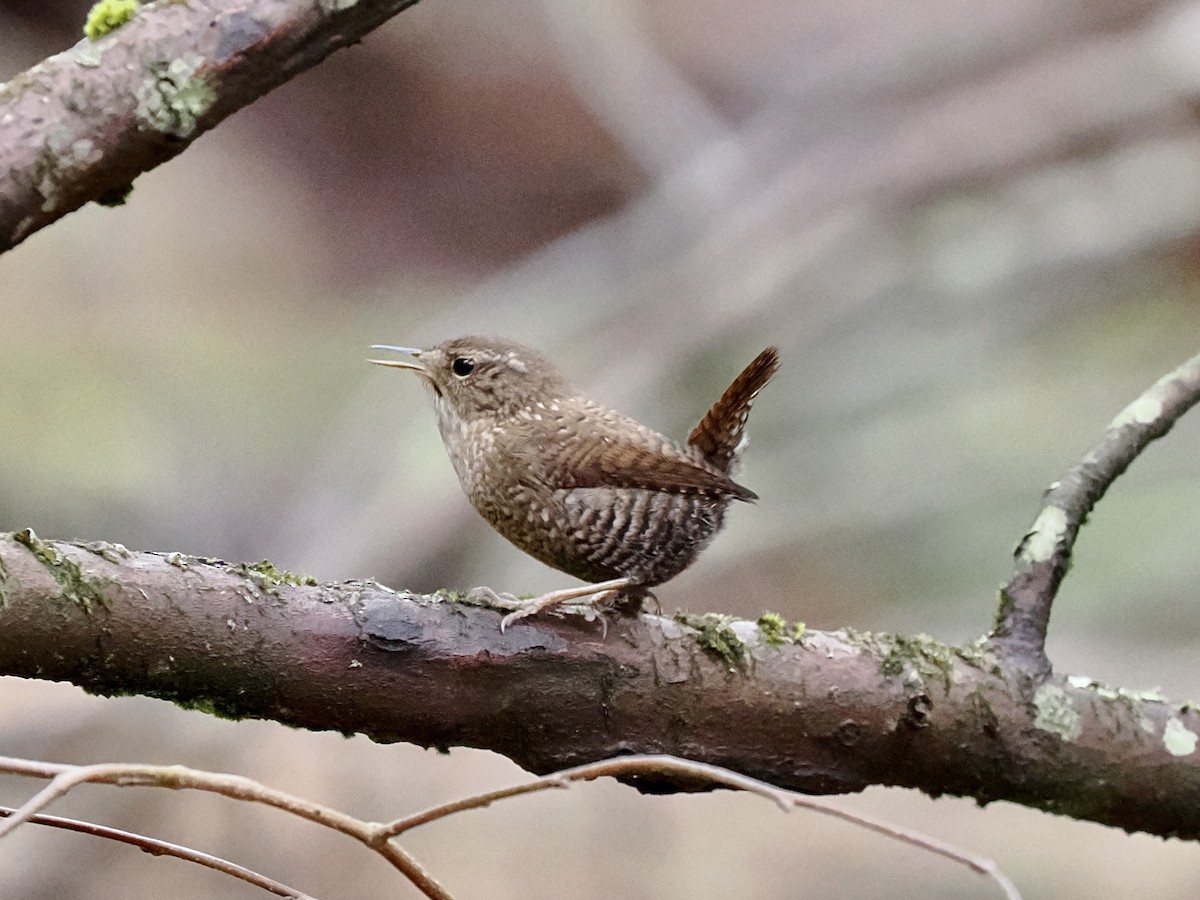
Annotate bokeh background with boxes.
[3,0,1200,896]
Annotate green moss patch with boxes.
[757,611,806,648]
[84,0,140,40]
[676,612,747,670]
[846,629,956,694]
[136,55,216,138]
[237,559,318,594]
[14,528,109,613]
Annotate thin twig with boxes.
[387,754,1022,900]
[0,756,453,900]
[990,351,1200,677]
[0,806,312,899]
[0,752,1020,898]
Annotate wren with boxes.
[370,336,779,629]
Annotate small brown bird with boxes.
[370,336,778,629]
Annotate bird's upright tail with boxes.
[688,346,780,474]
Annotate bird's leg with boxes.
[470,577,635,632]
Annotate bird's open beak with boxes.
[368,344,425,371]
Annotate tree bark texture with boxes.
[1,530,1197,840]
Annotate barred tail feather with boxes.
[688,346,780,474]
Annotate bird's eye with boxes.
[451,357,476,378]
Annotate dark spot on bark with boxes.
[905,694,933,728]
[837,719,861,746]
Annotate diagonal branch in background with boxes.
[989,351,1200,678]
[0,0,422,253]
[1,529,1199,839]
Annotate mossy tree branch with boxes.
[1,525,1199,840]
[0,0,422,253]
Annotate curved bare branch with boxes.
[990,351,1200,677]
[387,754,1021,899]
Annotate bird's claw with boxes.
[498,600,609,636]
[499,606,533,632]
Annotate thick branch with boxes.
[0,0,421,253]
[0,531,1198,839]
[990,352,1200,677]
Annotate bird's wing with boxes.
[549,429,757,500]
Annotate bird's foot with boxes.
[464,585,608,624]
[464,578,636,633]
